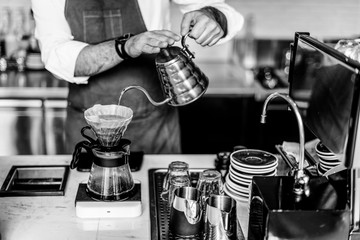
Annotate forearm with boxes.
[74,40,120,77]
[74,30,180,77]
[207,3,243,42]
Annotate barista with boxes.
[31,0,243,154]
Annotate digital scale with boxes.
[75,181,142,218]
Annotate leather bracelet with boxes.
[115,33,134,60]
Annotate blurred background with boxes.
[0,0,359,155]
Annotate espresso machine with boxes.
[70,104,142,218]
[247,32,360,239]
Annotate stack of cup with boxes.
[161,161,191,204]
[196,169,224,238]
[315,141,341,175]
[196,169,224,205]
[168,176,191,207]
[224,149,278,203]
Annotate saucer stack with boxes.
[224,149,278,203]
[315,141,341,175]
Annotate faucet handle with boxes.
[260,92,310,201]
[293,169,310,202]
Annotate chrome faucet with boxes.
[260,92,310,201]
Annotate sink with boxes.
[0,165,69,196]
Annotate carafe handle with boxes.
[70,140,94,169]
[81,125,98,144]
[118,85,171,106]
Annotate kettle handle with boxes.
[181,32,195,59]
[118,85,171,106]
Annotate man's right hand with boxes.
[125,30,181,58]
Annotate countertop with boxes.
[0,62,288,101]
[0,70,68,100]
[0,154,253,240]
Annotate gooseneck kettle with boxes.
[118,33,209,106]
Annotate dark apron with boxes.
[64,0,181,154]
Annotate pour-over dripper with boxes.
[84,104,133,147]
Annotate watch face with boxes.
[116,33,133,44]
[116,37,126,44]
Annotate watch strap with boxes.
[115,33,134,60]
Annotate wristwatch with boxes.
[115,33,134,60]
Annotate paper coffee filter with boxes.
[84,104,133,147]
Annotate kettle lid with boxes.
[155,46,182,64]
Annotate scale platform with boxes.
[75,181,142,218]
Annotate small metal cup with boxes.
[169,186,203,239]
[205,194,241,240]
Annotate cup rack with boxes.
[148,168,203,240]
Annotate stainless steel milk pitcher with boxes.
[118,33,209,107]
[205,195,240,240]
[169,186,203,238]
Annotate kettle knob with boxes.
[181,32,195,59]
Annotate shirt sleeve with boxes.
[31,0,89,84]
[172,0,244,44]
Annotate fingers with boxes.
[126,30,180,57]
[181,11,225,47]
[191,21,223,46]
[180,13,194,36]
[148,30,180,47]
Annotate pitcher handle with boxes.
[70,140,94,169]
[184,199,203,224]
[181,32,195,59]
[118,86,171,106]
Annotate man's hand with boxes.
[125,30,181,58]
[181,7,227,47]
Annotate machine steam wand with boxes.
[260,92,310,201]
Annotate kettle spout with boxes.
[118,86,171,106]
